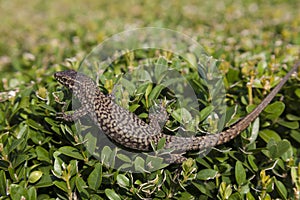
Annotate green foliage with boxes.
[1,0,300,199]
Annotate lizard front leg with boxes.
[56,105,89,121]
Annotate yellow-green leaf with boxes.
[28,171,43,183]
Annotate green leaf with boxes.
[101,146,117,168]
[54,181,68,193]
[34,174,54,188]
[105,188,121,200]
[117,153,132,163]
[277,140,291,158]
[0,160,9,170]
[266,143,277,159]
[195,158,212,169]
[146,154,169,170]
[171,107,192,125]
[101,146,112,165]
[10,184,28,200]
[129,104,140,112]
[134,156,145,172]
[88,163,102,191]
[264,101,285,114]
[156,137,166,150]
[235,161,246,185]
[118,163,133,170]
[197,169,218,180]
[27,118,44,130]
[135,81,151,96]
[27,187,37,200]
[199,105,214,122]
[0,170,7,195]
[64,124,75,137]
[28,170,43,183]
[145,82,153,98]
[281,145,293,162]
[16,122,27,139]
[247,155,258,172]
[39,104,56,112]
[266,139,291,159]
[138,112,148,118]
[84,132,97,156]
[239,184,250,194]
[290,130,300,143]
[259,129,281,143]
[219,182,232,199]
[248,117,259,145]
[117,174,130,188]
[8,167,17,182]
[36,146,51,163]
[264,101,285,120]
[275,179,287,200]
[291,165,300,190]
[295,88,300,98]
[155,57,168,81]
[119,78,136,96]
[8,137,24,154]
[14,155,28,171]
[76,176,89,199]
[277,120,299,129]
[148,85,164,101]
[90,194,104,200]
[53,152,63,177]
[155,190,166,198]
[176,191,194,199]
[45,116,57,126]
[58,146,84,160]
[286,114,300,121]
[68,160,78,177]
[192,182,207,194]
[246,192,256,200]
[185,53,197,69]
[228,192,243,200]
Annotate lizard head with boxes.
[54,70,96,93]
[54,70,79,90]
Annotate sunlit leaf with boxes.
[28,171,43,183]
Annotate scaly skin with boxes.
[54,61,299,163]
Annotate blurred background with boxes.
[1,0,299,77]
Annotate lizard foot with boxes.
[56,112,75,121]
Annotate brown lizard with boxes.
[54,61,299,163]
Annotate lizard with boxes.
[54,61,299,163]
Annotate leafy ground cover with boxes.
[0,0,300,199]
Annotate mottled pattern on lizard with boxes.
[54,61,299,163]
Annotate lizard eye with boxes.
[67,79,74,86]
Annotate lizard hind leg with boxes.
[165,153,187,164]
[148,100,169,133]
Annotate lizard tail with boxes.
[216,61,300,145]
[164,61,299,153]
